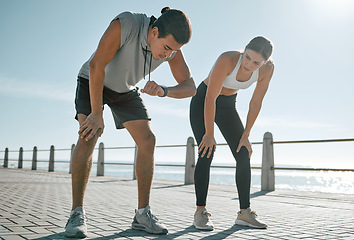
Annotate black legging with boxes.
[189,82,251,209]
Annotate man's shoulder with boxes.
[115,11,148,26]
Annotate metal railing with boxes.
[1,132,354,191]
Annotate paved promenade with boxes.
[0,168,353,240]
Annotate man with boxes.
[65,7,195,238]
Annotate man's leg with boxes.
[125,119,168,234]
[71,114,100,209]
[123,119,155,209]
[65,113,99,238]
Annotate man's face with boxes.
[149,27,183,60]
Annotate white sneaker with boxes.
[64,206,88,238]
[193,207,214,231]
[235,208,267,229]
[131,205,168,234]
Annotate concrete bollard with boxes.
[185,137,195,185]
[261,132,275,191]
[49,145,55,172]
[69,144,75,174]
[97,142,104,176]
[4,148,9,168]
[32,146,37,170]
[18,147,23,169]
[133,145,138,180]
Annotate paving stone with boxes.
[20,234,52,240]
[1,168,353,240]
[1,235,27,240]
[24,227,53,234]
[1,226,33,235]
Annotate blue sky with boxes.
[1,0,354,168]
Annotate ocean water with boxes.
[10,160,353,195]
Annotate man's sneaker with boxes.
[193,207,214,231]
[235,208,267,229]
[131,205,168,235]
[64,206,88,238]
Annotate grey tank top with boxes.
[78,11,176,93]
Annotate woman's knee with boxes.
[235,155,251,170]
[195,154,213,171]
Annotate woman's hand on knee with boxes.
[198,134,216,158]
[237,136,252,158]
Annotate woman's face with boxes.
[241,49,265,73]
[149,27,182,60]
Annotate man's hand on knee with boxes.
[78,113,104,141]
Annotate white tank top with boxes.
[222,54,259,89]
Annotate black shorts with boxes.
[75,77,151,129]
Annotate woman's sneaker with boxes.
[64,206,88,238]
[193,207,214,230]
[131,205,168,235]
[235,208,267,229]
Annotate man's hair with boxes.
[151,7,192,45]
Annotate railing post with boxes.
[32,146,37,170]
[185,137,195,184]
[18,147,23,169]
[97,142,104,176]
[49,145,55,172]
[4,148,9,168]
[133,145,138,180]
[261,132,275,191]
[69,144,75,174]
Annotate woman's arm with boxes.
[237,62,274,157]
[199,52,234,158]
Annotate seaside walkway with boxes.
[0,168,353,240]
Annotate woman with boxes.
[190,36,274,230]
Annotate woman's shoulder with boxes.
[259,60,274,80]
[216,51,241,71]
[218,51,241,61]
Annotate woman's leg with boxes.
[215,106,251,210]
[189,86,215,207]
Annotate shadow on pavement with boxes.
[199,224,265,240]
[152,184,186,189]
[31,225,229,240]
[232,190,270,201]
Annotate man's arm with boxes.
[166,50,196,98]
[79,19,122,141]
[141,50,196,98]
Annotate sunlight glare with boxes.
[311,0,354,19]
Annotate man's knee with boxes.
[75,133,98,153]
[136,131,156,152]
